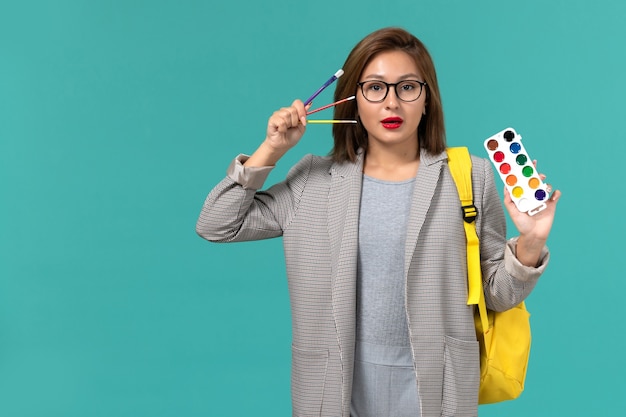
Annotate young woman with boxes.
[196,27,560,417]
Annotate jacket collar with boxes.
[328,148,365,178]
[329,147,447,177]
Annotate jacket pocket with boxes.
[441,336,480,417]
[291,345,329,417]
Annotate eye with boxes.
[399,81,417,91]
[366,81,385,91]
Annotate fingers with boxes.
[270,108,298,133]
[292,99,311,126]
[502,186,516,209]
[270,100,310,131]
[549,189,562,203]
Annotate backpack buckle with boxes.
[462,204,477,223]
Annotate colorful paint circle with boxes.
[515,154,527,165]
[528,177,540,189]
[506,175,517,186]
[500,163,511,174]
[503,130,515,142]
[512,186,524,198]
[535,189,547,201]
[487,139,499,151]
[510,142,522,154]
[494,151,505,162]
[522,166,534,177]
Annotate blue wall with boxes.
[1,1,624,415]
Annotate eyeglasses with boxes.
[357,79,427,103]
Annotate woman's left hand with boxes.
[503,160,562,266]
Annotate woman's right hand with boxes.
[264,99,309,153]
[244,100,309,168]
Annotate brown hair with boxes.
[331,27,446,162]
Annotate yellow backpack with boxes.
[446,147,532,405]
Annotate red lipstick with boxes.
[381,117,403,129]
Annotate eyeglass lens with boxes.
[360,80,424,102]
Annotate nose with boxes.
[383,85,400,109]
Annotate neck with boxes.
[364,140,420,181]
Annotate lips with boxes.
[381,117,403,129]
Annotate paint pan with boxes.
[484,127,549,215]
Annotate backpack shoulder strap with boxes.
[445,148,484,314]
[446,147,476,222]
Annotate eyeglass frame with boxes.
[356,79,428,103]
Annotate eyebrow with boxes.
[361,73,422,80]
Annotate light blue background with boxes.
[1,1,624,416]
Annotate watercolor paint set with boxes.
[484,127,548,216]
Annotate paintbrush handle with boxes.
[307,120,357,124]
[303,69,344,106]
[306,96,355,115]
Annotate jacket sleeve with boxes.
[195,154,312,243]
[474,156,550,312]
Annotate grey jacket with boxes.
[196,148,549,417]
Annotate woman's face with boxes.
[356,50,427,150]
